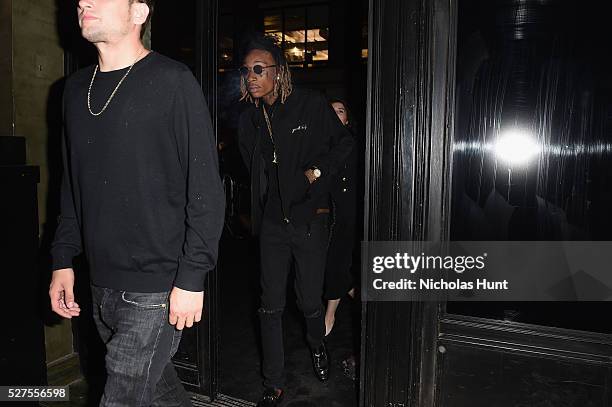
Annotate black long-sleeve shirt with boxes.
[51,52,225,292]
[238,88,354,233]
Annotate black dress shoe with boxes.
[257,388,284,407]
[311,342,329,382]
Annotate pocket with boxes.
[120,291,168,309]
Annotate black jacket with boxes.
[238,88,354,234]
[330,128,359,219]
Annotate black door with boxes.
[438,1,612,405]
[361,0,612,406]
[151,0,219,399]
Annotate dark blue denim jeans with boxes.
[91,286,192,407]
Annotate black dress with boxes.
[324,129,359,300]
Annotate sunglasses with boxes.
[239,64,277,77]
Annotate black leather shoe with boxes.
[311,342,329,382]
[257,388,283,407]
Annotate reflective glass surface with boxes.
[448,0,612,333]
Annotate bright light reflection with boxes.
[493,129,541,166]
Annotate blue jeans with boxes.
[91,286,192,407]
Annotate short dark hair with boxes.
[240,33,293,105]
[130,0,155,39]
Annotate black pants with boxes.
[258,214,329,389]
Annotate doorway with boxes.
[216,1,368,405]
[152,0,368,405]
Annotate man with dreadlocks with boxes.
[237,35,354,406]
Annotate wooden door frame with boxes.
[192,0,220,399]
[359,0,419,400]
[156,0,220,399]
[359,0,456,405]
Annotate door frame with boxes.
[359,0,456,405]
[167,0,221,399]
[190,0,220,399]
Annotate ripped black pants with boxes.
[258,214,329,389]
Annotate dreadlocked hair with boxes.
[239,34,293,106]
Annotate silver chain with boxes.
[87,48,147,116]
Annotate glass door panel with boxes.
[447,0,612,334]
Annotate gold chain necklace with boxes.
[87,48,148,116]
[262,104,278,164]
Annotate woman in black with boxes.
[324,99,359,336]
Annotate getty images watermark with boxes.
[371,251,500,290]
[362,242,612,301]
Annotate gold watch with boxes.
[310,166,322,179]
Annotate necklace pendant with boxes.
[273,151,278,164]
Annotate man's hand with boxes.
[49,268,81,319]
[169,287,204,330]
[304,169,317,184]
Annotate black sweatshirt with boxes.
[238,88,354,234]
[51,52,225,292]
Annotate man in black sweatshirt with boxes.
[48,1,224,405]
[237,35,354,407]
